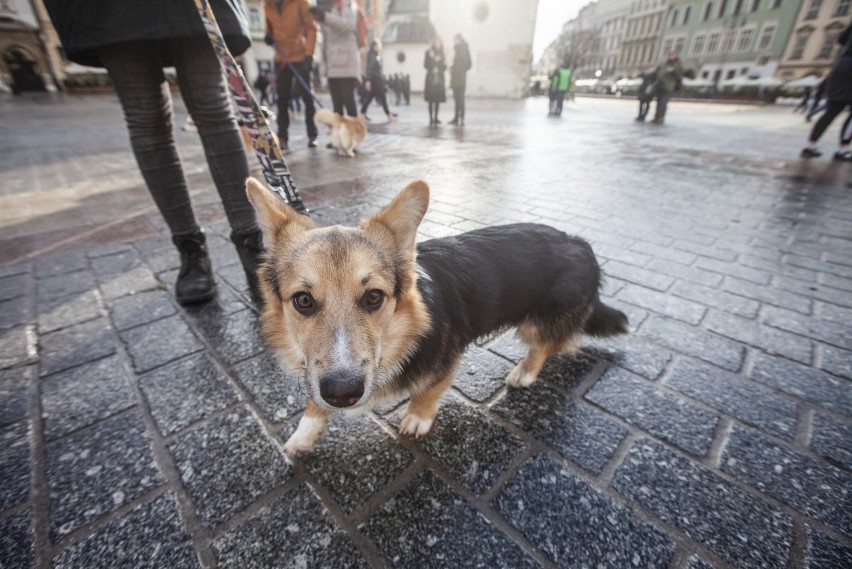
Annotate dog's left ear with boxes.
[363,180,429,252]
[245,177,315,242]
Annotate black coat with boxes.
[423,48,446,103]
[827,24,852,103]
[450,40,471,90]
[44,0,250,68]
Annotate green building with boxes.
[658,0,804,84]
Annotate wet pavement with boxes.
[1,92,851,568]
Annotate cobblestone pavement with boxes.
[1,92,851,569]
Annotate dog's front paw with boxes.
[506,363,537,388]
[283,415,327,456]
[399,412,433,439]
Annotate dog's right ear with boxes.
[245,177,315,241]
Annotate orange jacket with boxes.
[264,0,316,63]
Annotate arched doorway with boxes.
[3,47,46,93]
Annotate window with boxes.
[683,6,692,23]
[805,0,822,19]
[693,34,706,54]
[740,67,749,74]
[248,6,262,30]
[771,0,782,8]
[751,0,760,10]
[790,35,808,59]
[835,0,850,15]
[817,32,840,58]
[671,8,680,26]
[675,37,686,53]
[718,0,729,17]
[726,69,736,79]
[734,0,745,14]
[663,38,674,54]
[723,29,737,51]
[758,24,776,49]
[737,28,754,51]
[704,2,714,19]
[702,70,710,78]
[757,55,769,64]
[707,32,722,52]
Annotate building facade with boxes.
[586,0,634,76]
[658,0,804,82]
[0,0,63,92]
[618,0,669,77]
[776,0,850,79]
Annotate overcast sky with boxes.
[533,0,585,61]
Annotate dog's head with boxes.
[246,178,431,411]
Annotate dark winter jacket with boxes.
[827,23,852,103]
[450,39,471,90]
[44,0,251,68]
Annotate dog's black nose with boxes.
[319,370,365,408]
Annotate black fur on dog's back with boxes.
[393,223,627,392]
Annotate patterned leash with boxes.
[193,0,308,214]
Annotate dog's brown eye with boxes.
[363,289,384,310]
[293,292,316,314]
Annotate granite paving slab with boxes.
[451,347,513,401]
[721,425,852,537]
[300,414,414,514]
[35,271,94,305]
[0,420,30,511]
[361,470,538,568]
[0,510,33,569]
[120,315,202,374]
[47,411,163,539]
[0,365,29,428]
[108,290,177,332]
[749,352,851,416]
[0,296,29,331]
[641,316,745,372]
[36,291,100,335]
[213,484,368,569]
[52,492,199,569]
[810,413,852,470]
[140,353,238,436]
[41,355,135,440]
[586,367,718,455]
[400,395,527,494]
[167,406,290,528]
[184,308,264,365]
[39,318,115,377]
[613,439,792,569]
[806,528,852,569]
[231,354,305,422]
[497,454,675,568]
[536,352,599,390]
[0,273,28,302]
[492,382,626,474]
[1,325,31,370]
[586,335,673,380]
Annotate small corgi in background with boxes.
[314,108,367,157]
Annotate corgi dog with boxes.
[245,177,629,455]
[314,108,367,157]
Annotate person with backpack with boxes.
[264,0,319,150]
[310,0,362,118]
[449,34,472,126]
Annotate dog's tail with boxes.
[584,300,630,337]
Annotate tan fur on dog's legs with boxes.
[506,327,574,388]
[283,400,330,456]
[399,367,456,438]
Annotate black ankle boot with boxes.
[172,229,215,305]
[230,226,266,306]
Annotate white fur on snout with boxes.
[330,329,353,370]
[283,415,328,455]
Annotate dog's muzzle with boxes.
[319,369,365,408]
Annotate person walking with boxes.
[360,39,397,122]
[802,23,852,161]
[424,36,447,125]
[448,34,472,126]
[310,0,360,117]
[45,0,265,306]
[651,51,683,125]
[264,0,318,150]
[548,66,571,116]
[635,67,657,122]
[254,69,271,106]
[403,73,411,105]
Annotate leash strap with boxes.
[193,0,307,213]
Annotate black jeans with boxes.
[275,60,317,142]
[99,38,254,236]
[809,101,852,143]
[360,77,390,116]
[453,85,465,119]
[654,91,672,120]
[328,77,358,116]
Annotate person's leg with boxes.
[342,78,358,117]
[653,92,669,122]
[832,104,852,160]
[99,42,200,236]
[434,102,441,123]
[276,64,293,144]
[802,100,847,158]
[171,38,264,302]
[170,37,254,233]
[295,61,317,141]
[459,85,465,123]
[360,88,375,115]
[375,79,393,118]
[328,77,343,115]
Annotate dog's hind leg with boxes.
[506,324,567,388]
[283,400,330,456]
[399,365,457,439]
